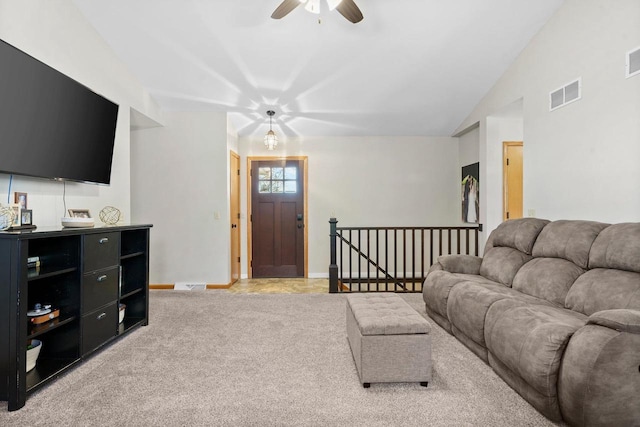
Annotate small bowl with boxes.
[26,339,42,372]
[119,303,126,324]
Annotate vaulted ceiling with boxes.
[72,0,564,137]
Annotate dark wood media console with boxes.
[0,224,152,411]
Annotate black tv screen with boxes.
[0,39,119,185]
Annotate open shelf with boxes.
[28,266,78,281]
[120,251,145,260]
[27,315,77,340]
[121,287,143,300]
[26,358,80,392]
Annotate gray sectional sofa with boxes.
[422,218,640,426]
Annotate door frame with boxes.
[246,156,308,278]
[503,141,523,221]
[229,150,241,285]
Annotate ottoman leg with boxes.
[420,382,428,387]
[363,383,371,388]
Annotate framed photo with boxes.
[10,204,20,227]
[14,192,27,210]
[68,209,91,218]
[461,162,480,224]
[21,209,33,226]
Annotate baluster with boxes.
[329,218,338,293]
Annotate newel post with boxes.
[329,218,339,293]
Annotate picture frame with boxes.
[21,209,33,226]
[10,204,20,227]
[68,209,91,218]
[14,192,27,210]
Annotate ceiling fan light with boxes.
[305,0,320,14]
[326,0,342,11]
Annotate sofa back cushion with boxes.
[565,223,640,315]
[565,269,640,315]
[479,218,548,286]
[531,220,609,269]
[480,247,532,286]
[512,258,585,306]
[483,218,549,256]
[588,223,640,272]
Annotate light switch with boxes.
[214,211,220,220]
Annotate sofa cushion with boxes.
[484,299,587,418]
[531,220,609,269]
[447,282,556,361]
[565,268,640,315]
[483,217,549,255]
[479,247,532,286]
[589,223,640,273]
[512,258,585,306]
[423,270,495,322]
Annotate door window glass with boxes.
[258,166,297,194]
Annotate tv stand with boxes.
[0,224,152,411]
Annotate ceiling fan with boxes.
[271,0,364,24]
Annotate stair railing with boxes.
[329,218,480,293]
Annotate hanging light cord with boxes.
[63,180,67,217]
[6,175,13,204]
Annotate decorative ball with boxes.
[0,206,16,231]
[99,206,121,225]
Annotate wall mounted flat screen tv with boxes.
[0,39,119,185]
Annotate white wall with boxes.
[455,0,640,233]
[0,0,162,226]
[131,112,230,285]
[458,126,480,170]
[239,136,461,277]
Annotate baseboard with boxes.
[308,272,329,279]
[150,283,233,290]
[206,283,233,289]
[150,284,175,290]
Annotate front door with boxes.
[251,159,305,277]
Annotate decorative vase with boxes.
[26,339,42,372]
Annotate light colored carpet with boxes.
[0,291,561,426]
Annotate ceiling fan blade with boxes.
[271,0,303,19]
[336,0,363,23]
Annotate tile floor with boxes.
[226,278,329,294]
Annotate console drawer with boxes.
[82,302,117,355]
[83,232,119,272]
[83,266,119,313]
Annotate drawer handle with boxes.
[99,238,109,244]
[97,312,107,320]
[97,275,108,282]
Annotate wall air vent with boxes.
[549,78,581,111]
[626,46,640,78]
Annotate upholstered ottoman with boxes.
[346,293,432,388]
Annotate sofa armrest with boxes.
[587,309,640,334]
[433,254,483,275]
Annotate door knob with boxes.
[298,224,303,229]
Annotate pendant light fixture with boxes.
[264,110,278,150]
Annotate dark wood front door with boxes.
[251,159,305,277]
